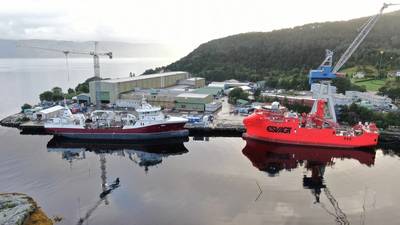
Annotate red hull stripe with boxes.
[46,122,186,134]
[243,133,377,149]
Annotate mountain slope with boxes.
[166,10,400,82]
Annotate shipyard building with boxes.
[175,93,213,111]
[89,71,192,104]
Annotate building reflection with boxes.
[47,137,189,224]
[47,137,189,172]
[242,138,376,224]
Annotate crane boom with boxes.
[308,3,398,84]
[332,3,397,73]
[17,41,112,108]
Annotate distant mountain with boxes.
[166,10,400,82]
[0,39,177,58]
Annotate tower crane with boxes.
[303,163,349,225]
[309,3,399,84]
[17,41,112,108]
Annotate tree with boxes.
[378,79,400,100]
[74,76,103,94]
[228,88,249,104]
[20,103,32,112]
[254,89,261,98]
[68,88,75,94]
[75,83,89,93]
[39,91,53,101]
[52,87,62,94]
[333,77,366,94]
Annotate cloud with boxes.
[0,12,68,40]
[0,0,394,53]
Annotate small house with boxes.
[353,72,365,79]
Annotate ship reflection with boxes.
[242,138,376,224]
[242,138,375,177]
[47,137,189,225]
[47,137,189,172]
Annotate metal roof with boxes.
[100,71,188,83]
[192,87,223,96]
[38,105,64,114]
[176,93,210,98]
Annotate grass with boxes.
[340,65,388,91]
[352,78,386,92]
[341,65,378,76]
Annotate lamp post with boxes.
[379,50,384,79]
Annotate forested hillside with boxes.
[163,10,400,86]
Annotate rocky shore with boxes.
[0,193,53,225]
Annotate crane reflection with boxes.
[242,138,376,225]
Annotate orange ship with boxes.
[243,99,379,148]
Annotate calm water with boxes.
[0,58,175,118]
[1,59,400,225]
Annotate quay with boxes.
[1,116,246,137]
[0,113,245,137]
[1,112,399,143]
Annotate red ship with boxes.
[243,99,379,148]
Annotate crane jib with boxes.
[309,3,398,84]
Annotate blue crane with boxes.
[309,3,399,84]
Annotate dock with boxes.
[1,113,246,137]
[2,112,400,142]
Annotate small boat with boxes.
[44,98,188,140]
[243,99,379,148]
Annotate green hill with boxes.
[162,10,400,85]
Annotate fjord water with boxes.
[1,59,400,225]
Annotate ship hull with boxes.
[46,122,188,140]
[243,133,376,149]
[243,114,378,149]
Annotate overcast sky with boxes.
[1,0,398,53]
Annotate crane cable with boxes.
[64,52,70,82]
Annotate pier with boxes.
[2,112,400,143]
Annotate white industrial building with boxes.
[353,72,366,79]
[311,83,337,99]
[208,80,251,90]
[311,83,395,110]
[89,71,190,104]
[35,105,65,120]
[345,91,393,109]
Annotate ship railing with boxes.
[267,115,285,123]
[334,126,368,137]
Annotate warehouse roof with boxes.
[186,77,205,81]
[176,93,210,98]
[39,105,64,114]
[192,87,223,95]
[100,71,188,83]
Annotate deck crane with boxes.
[309,3,399,84]
[17,41,112,108]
